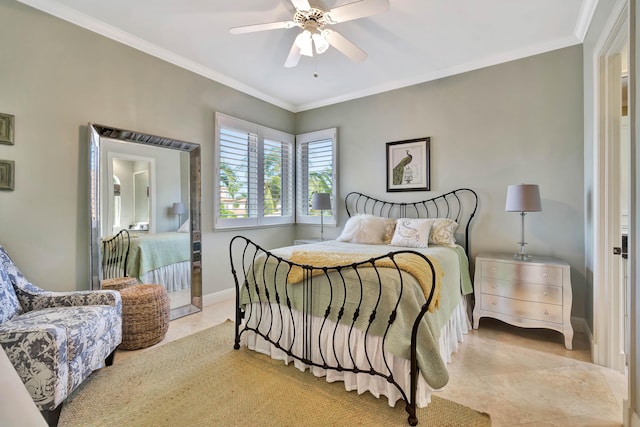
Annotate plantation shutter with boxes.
[261,126,295,225]
[296,128,337,225]
[215,113,294,229]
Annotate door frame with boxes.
[593,1,629,372]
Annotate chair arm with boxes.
[20,290,122,314]
[0,324,69,410]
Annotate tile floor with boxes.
[116,300,627,426]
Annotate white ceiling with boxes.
[18,0,595,112]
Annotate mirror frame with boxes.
[89,123,202,319]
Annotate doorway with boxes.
[594,3,631,374]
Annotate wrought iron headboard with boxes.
[345,188,479,257]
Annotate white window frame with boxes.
[295,128,338,226]
[214,113,295,230]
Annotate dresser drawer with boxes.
[480,278,562,305]
[481,261,563,286]
[481,294,563,324]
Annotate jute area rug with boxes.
[59,320,491,426]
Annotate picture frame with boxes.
[0,113,15,145]
[386,137,430,192]
[0,160,15,191]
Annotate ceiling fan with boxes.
[230,0,390,68]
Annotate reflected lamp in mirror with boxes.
[311,193,331,241]
[505,184,542,261]
[172,202,186,230]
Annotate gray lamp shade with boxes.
[172,202,187,215]
[505,184,542,212]
[311,193,331,210]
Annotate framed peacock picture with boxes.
[386,137,430,192]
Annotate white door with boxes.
[594,9,630,373]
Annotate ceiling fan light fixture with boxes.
[295,31,314,57]
[312,32,330,54]
[231,0,391,68]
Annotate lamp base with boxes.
[514,240,532,261]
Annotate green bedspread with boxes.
[240,240,472,390]
[125,232,190,278]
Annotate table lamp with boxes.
[505,184,542,261]
[172,202,186,229]
[311,193,331,241]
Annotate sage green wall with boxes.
[296,46,586,320]
[0,1,295,294]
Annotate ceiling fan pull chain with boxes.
[313,51,319,78]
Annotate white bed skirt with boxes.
[243,296,470,408]
[139,261,190,292]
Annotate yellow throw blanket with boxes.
[286,251,444,312]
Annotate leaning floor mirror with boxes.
[88,123,202,319]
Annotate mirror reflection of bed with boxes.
[126,231,192,308]
[89,123,202,320]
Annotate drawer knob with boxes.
[544,309,549,315]
[543,292,549,297]
[543,273,550,280]
[490,267,497,273]
[491,284,496,290]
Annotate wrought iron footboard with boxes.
[229,236,438,426]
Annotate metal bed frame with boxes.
[229,189,478,425]
[101,229,130,279]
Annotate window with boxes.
[296,128,337,226]
[215,113,294,229]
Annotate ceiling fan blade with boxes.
[290,0,311,11]
[230,21,297,35]
[324,29,367,62]
[284,43,302,68]
[325,0,389,24]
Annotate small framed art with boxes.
[0,160,15,191]
[0,113,15,145]
[386,137,430,192]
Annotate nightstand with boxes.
[294,239,322,245]
[472,253,573,349]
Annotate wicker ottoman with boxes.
[101,277,138,291]
[119,284,170,350]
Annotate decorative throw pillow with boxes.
[390,218,432,248]
[0,269,22,323]
[382,218,397,244]
[430,218,458,246]
[336,214,387,245]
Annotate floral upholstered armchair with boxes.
[0,245,122,426]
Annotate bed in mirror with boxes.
[88,123,202,320]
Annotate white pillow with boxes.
[336,214,387,244]
[389,217,458,246]
[390,218,432,248]
[177,220,190,233]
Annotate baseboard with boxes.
[571,316,591,337]
[203,288,235,307]
[627,401,640,427]
[570,316,595,362]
